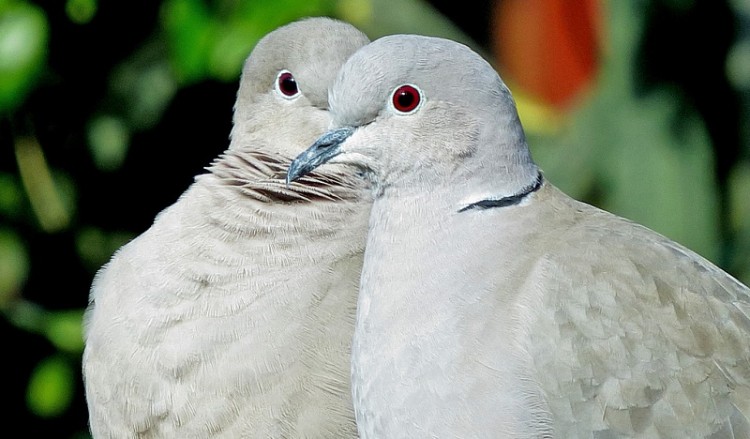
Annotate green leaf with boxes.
[15,136,74,232]
[87,115,130,171]
[45,310,85,353]
[726,39,750,91]
[0,172,23,218]
[26,355,75,418]
[161,0,216,83]
[0,227,29,305]
[65,0,97,24]
[0,2,49,111]
[728,161,750,284]
[109,54,177,131]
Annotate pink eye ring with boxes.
[276,70,300,98]
[391,84,422,113]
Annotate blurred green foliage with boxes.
[534,0,721,262]
[27,354,76,417]
[531,0,750,280]
[0,226,28,302]
[0,0,747,437]
[0,0,48,111]
[162,0,339,83]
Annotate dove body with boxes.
[83,18,370,438]
[288,35,750,438]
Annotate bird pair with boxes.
[83,17,750,438]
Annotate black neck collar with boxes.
[458,173,544,213]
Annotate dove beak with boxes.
[287,127,354,184]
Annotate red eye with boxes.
[277,70,299,97]
[391,84,421,113]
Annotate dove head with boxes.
[287,35,540,205]
[229,17,370,157]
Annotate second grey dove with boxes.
[83,17,370,438]
[288,34,750,438]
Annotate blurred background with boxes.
[1,0,748,436]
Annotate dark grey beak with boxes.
[286,127,354,184]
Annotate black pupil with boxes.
[279,73,298,96]
[396,89,415,109]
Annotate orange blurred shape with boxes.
[492,0,603,109]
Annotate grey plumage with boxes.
[287,34,750,438]
[82,17,370,438]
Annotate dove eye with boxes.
[391,84,422,114]
[276,70,300,98]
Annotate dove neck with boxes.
[373,158,540,219]
[458,172,543,212]
[460,109,541,206]
[194,149,369,263]
[199,176,366,245]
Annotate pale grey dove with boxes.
[287,34,750,438]
[82,17,370,438]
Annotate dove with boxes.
[82,17,370,438]
[287,34,750,438]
